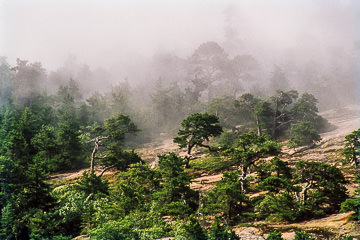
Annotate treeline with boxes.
[0,39,350,138]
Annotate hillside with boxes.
[49,105,360,239]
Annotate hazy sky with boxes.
[0,0,359,71]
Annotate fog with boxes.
[0,0,359,108]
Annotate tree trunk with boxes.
[272,100,279,137]
[90,138,99,172]
[90,136,109,172]
[256,116,262,136]
[239,166,248,192]
[302,181,313,203]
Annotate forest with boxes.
[0,36,359,239]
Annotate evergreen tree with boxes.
[205,171,248,223]
[153,153,198,218]
[342,129,360,167]
[174,113,222,168]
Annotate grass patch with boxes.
[187,156,237,174]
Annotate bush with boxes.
[75,171,109,197]
[288,121,320,148]
[173,216,207,240]
[188,156,237,173]
[255,192,300,222]
[265,230,284,240]
[89,219,139,240]
[207,217,240,240]
[294,231,315,240]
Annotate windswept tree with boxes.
[270,90,298,137]
[225,132,280,191]
[295,161,348,216]
[87,114,141,176]
[174,113,222,168]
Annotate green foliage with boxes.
[110,162,159,216]
[207,217,240,240]
[75,171,109,197]
[256,159,347,222]
[205,171,249,223]
[153,153,198,217]
[207,95,238,128]
[295,161,348,216]
[256,192,300,222]
[174,113,222,167]
[265,230,284,240]
[342,129,360,167]
[56,114,84,170]
[269,157,292,179]
[257,176,296,194]
[225,132,280,181]
[173,216,207,240]
[288,121,321,147]
[0,58,341,239]
[270,90,298,137]
[291,92,329,132]
[294,231,315,240]
[340,175,360,220]
[89,114,142,173]
[89,219,139,240]
[29,233,72,240]
[234,93,273,136]
[188,156,236,174]
[217,131,237,149]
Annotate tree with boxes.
[75,171,109,197]
[207,95,238,128]
[207,217,240,240]
[0,156,16,239]
[174,216,207,240]
[225,132,280,190]
[295,161,348,217]
[151,79,186,130]
[234,93,272,136]
[288,121,321,148]
[189,42,228,101]
[31,125,59,172]
[342,129,360,167]
[110,162,159,216]
[0,57,12,106]
[269,65,289,92]
[255,158,301,222]
[11,59,47,106]
[56,79,83,106]
[205,171,249,223]
[57,112,84,171]
[270,90,298,137]
[88,114,140,175]
[153,153,198,217]
[291,92,328,132]
[174,113,222,168]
